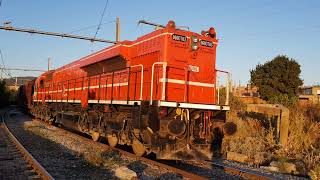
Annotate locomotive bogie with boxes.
[29,100,227,159]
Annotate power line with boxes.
[0,49,11,78]
[68,20,115,34]
[94,0,109,39]
[0,49,13,79]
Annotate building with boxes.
[3,77,35,91]
[232,84,266,104]
[299,86,320,104]
[232,84,259,97]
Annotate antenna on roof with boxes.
[138,20,165,29]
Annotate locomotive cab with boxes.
[133,21,231,159]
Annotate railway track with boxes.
[2,107,279,180]
[0,112,54,180]
[33,119,208,180]
[205,160,274,180]
[34,118,278,180]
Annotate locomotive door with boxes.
[153,66,161,101]
[88,75,98,101]
[81,77,89,107]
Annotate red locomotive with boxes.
[22,20,231,160]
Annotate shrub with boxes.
[279,105,320,173]
[0,80,10,107]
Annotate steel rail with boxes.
[1,113,54,180]
[203,160,274,180]
[114,148,208,180]
[34,119,207,180]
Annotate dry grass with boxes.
[222,115,275,166]
[223,96,320,177]
[280,105,320,176]
[309,165,320,180]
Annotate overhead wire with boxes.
[0,49,5,68]
[68,20,115,34]
[0,0,13,79]
[0,49,13,78]
[93,0,109,39]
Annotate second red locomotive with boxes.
[25,20,231,160]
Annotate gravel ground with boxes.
[0,124,37,180]
[5,108,182,180]
[5,110,116,180]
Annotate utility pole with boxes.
[0,68,2,81]
[48,57,51,71]
[116,17,120,42]
[15,77,18,89]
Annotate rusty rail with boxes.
[113,148,208,180]
[203,160,273,180]
[1,113,54,180]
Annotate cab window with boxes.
[40,80,44,89]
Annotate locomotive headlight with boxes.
[192,37,198,43]
[190,36,199,51]
[191,44,198,51]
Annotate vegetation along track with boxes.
[0,112,54,180]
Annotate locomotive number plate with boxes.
[200,40,214,47]
[188,65,200,72]
[172,34,187,42]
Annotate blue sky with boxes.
[0,0,319,85]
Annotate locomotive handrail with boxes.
[150,62,167,105]
[216,69,231,106]
[35,64,144,104]
[130,64,144,100]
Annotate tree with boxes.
[0,80,10,107]
[250,55,303,106]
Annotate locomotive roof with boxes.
[51,20,218,75]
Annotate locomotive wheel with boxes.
[107,134,118,147]
[132,139,146,156]
[92,131,100,142]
